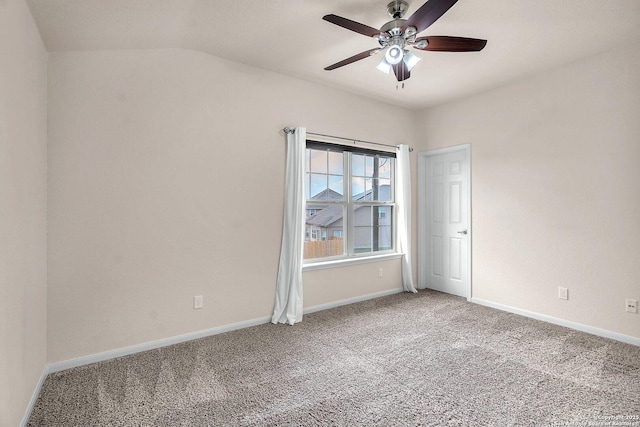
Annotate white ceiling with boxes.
[27,0,640,110]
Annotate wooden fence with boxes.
[304,238,343,259]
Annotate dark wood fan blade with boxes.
[392,62,411,81]
[323,14,381,37]
[324,48,380,71]
[405,0,458,34]
[414,36,487,52]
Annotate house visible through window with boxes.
[304,141,395,261]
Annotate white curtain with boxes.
[272,127,306,325]
[396,144,417,293]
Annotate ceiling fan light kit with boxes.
[385,44,404,65]
[403,51,421,69]
[376,59,392,75]
[323,0,487,83]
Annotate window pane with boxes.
[305,149,310,173]
[375,206,393,252]
[354,206,372,227]
[354,205,371,253]
[351,177,365,201]
[377,178,391,201]
[328,175,344,199]
[378,206,392,224]
[309,149,327,174]
[354,205,394,253]
[304,205,345,259]
[354,226,372,253]
[379,157,392,178]
[364,178,373,201]
[378,225,392,251]
[306,149,344,202]
[365,156,374,177]
[328,151,343,175]
[309,174,327,200]
[352,156,394,201]
[352,154,365,177]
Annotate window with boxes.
[304,141,395,261]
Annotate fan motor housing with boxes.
[380,18,407,36]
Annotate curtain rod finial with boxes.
[283,127,295,134]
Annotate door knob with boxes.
[457,230,468,235]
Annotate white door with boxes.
[418,146,470,298]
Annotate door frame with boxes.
[417,144,472,300]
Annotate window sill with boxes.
[302,252,403,272]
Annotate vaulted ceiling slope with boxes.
[27,0,640,110]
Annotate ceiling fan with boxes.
[323,0,487,82]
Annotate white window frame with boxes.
[304,142,398,268]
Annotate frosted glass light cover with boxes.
[376,58,392,74]
[385,45,404,65]
[403,51,421,71]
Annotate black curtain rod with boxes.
[282,127,413,152]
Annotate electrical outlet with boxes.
[194,295,203,309]
[626,299,638,314]
[558,287,568,300]
[378,267,383,278]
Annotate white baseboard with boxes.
[471,297,640,347]
[48,315,272,373]
[304,287,404,315]
[20,365,49,427]
[48,287,405,374]
[24,287,406,424]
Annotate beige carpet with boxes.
[28,290,640,426]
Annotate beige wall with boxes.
[47,49,415,363]
[304,258,403,308]
[415,45,640,338]
[0,0,48,425]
